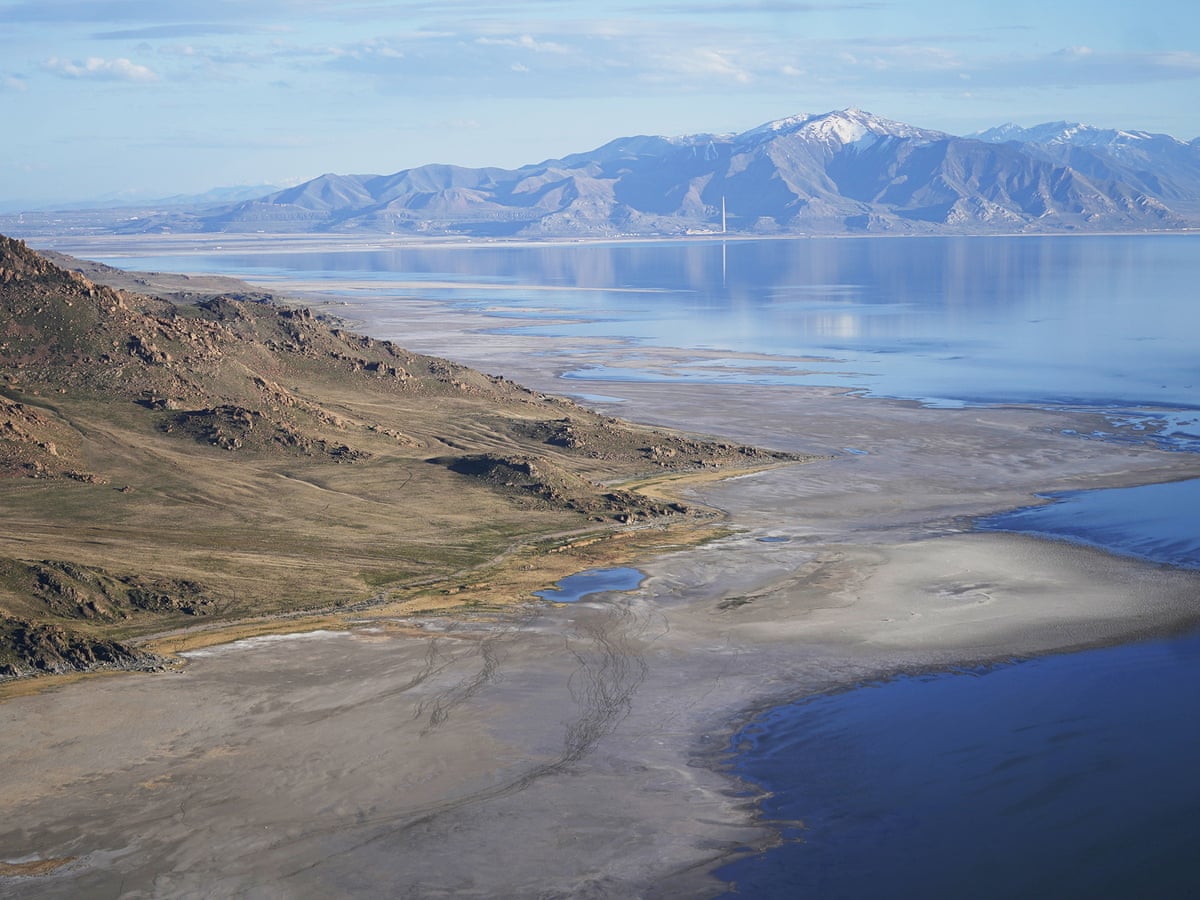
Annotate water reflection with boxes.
[105,235,1200,413]
[978,478,1200,569]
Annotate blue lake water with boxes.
[715,630,1200,900]
[533,567,645,603]
[94,235,1200,896]
[103,234,1200,432]
[979,478,1200,570]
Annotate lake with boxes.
[107,235,1200,432]
[95,234,1200,897]
[714,629,1200,900]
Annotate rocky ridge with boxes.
[0,235,800,680]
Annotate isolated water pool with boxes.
[533,567,645,603]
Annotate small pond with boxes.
[534,567,645,603]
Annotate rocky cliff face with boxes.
[0,617,162,680]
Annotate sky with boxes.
[2,0,1199,210]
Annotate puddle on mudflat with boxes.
[534,567,645,603]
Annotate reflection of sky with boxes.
[978,478,1200,570]
[103,235,1200,414]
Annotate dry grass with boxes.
[0,237,806,680]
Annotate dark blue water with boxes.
[978,478,1200,570]
[533,567,644,602]
[715,629,1200,900]
[712,480,1200,898]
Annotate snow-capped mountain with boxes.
[974,121,1166,148]
[103,109,1200,237]
[975,120,1200,204]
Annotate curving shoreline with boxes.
[4,256,1200,897]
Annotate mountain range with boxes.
[14,109,1200,238]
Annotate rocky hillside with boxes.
[0,235,798,680]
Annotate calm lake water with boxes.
[979,478,1200,570]
[714,630,1200,900]
[106,234,1200,431]
[97,235,1200,897]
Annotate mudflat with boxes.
[4,258,1200,898]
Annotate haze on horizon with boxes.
[2,0,1198,212]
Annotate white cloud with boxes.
[2,74,29,91]
[476,35,570,54]
[331,38,405,61]
[45,56,159,82]
[678,49,754,84]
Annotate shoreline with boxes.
[4,248,1200,897]
[23,227,1200,261]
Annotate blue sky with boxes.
[2,0,1198,209]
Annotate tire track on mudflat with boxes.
[266,596,664,884]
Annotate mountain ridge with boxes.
[7,109,1200,238]
[0,234,802,680]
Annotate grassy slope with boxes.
[0,236,800,679]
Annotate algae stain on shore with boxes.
[0,857,77,877]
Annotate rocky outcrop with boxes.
[0,616,162,681]
[2,558,217,622]
[439,453,690,523]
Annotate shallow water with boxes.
[533,567,645,603]
[978,478,1200,570]
[715,629,1200,900]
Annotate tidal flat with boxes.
[4,234,1200,898]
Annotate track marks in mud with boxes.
[265,597,665,886]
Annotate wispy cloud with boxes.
[642,1,883,13]
[652,48,754,85]
[45,56,159,82]
[2,74,30,91]
[329,38,406,61]
[93,23,258,40]
[935,47,1200,90]
[476,34,570,54]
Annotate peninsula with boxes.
[0,235,798,680]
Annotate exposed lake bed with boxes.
[4,234,1200,897]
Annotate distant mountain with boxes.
[150,183,290,207]
[15,109,1200,237]
[6,183,286,214]
[974,121,1200,206]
